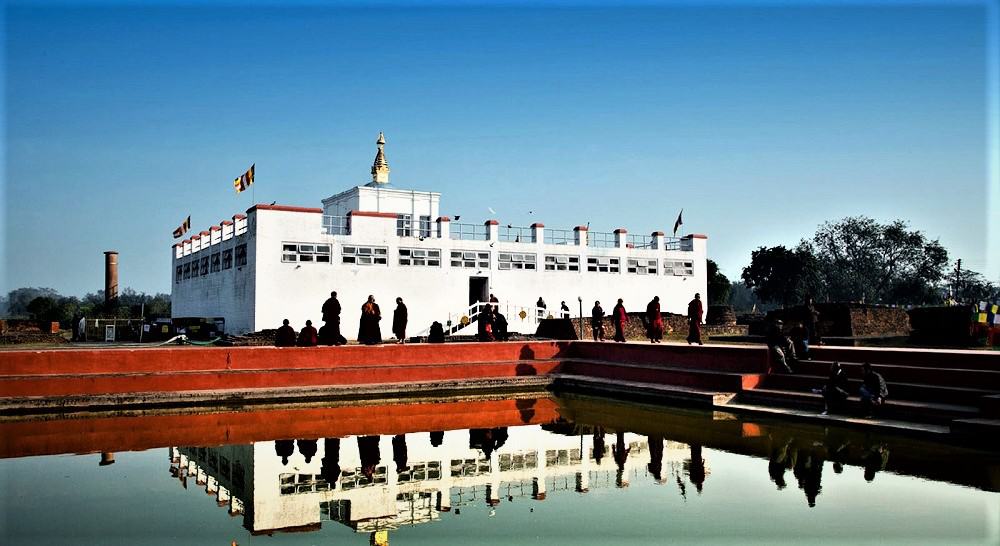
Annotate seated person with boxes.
[859,362,888,417]
[275,319,297,347]
[428,321,445,343]
[820,362,850,415]
[766,319,796,373]
[789,322,810,360]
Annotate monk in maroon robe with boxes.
[687,293,704,345]
[646,296,664,343]
[297,320,318,347]
[612,299,628,342]
[275,319,297,347]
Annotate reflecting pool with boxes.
[1,394,998,545]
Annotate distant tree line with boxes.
[1,287,170,326]
[728,216,997,309]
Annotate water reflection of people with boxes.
[297,439,317,463]
[357,436,381,479]
[793,449,824,507]
[593,428,607,465]
[687,444,706,494]
[429,431,444,447]
[275,439,295,466]
[392,434,408,473]
[768,437,795,490]
[320,438,341,486]
[469,428,509,459]
[516,398,536,423]
[647,435,664,482]
[613,431,630,487]
[862,444,890,482]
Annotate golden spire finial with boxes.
[371,132,390,184]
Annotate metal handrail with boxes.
[449,223,489,241]
[498,225,535,243]
[627,234,655,249]
[587,231,617,248]
[543,229,576,245]
[322,215,350,236]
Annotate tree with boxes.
[706,260,731,305]
[945,265,999,304]
[741,245,822,307]
[5,287,60,317]
[810,216,948,304]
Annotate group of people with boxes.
[274,292,409,347]
[816,361,889,418]
[477,294,510,342]
[588,293,704,345]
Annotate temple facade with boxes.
[170,134,708,336]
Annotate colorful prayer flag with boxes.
[672,209,684,236]
[172,215,191,239]
[234,164,255,194]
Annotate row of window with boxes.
[280,242,695,276]
[175,244,247,283]
[396,214,433,238]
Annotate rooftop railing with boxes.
[322,215,350,236]
[449,222,489,241]
[498,225,535,243]
[587,231,617,248]
[626,234,655,249]
[543,229,576,245]
[663,237,685,251]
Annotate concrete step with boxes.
[792,359,1000,390]
[761,373,997,406]
[950,418,1000,445]
[0,360,565,398]
[808,347,1000,372]
[736,388,980,425]
[551,374,734,408]
[979,394,1000,417]
[563,359,765,392]
[569,342,768,374]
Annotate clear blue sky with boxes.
[4,1,997,297]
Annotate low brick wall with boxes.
[752,303,911,337]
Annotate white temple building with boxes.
[171,133,708,336]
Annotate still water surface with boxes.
[1,394,997,545]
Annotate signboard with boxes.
[104,324,116,342]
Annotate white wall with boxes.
[322,186,440,219]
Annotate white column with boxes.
[614,228,627,249]
[436,217,451,239]
[486,220,499,240]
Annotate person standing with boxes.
[321,291,344,345]
[297,320,318,347]
[536,297,547,319]
[560,301,570,319]
[686,293,704,345]
[591,301,606,341]
[392,297,408,344]
[358,295,382,345]
[77,316,87,342]
[478,305,495,342]
[646,296,664,343]
[804,296,822,345]
[612,298,628,342]
[275,319,297,347]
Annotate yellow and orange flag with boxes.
[234,164,254,193]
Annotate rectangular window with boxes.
[497,252,537,270]
[235,244,248,266]
[183,262,191,279]
[200,256,209,276]
[211,252,221,272]
[342,245,388,265]
[222,249,233,270]
[396,214,412,237]
[450,250,490,269]
[399,247,442,267]
[190,259,199,278]
[281,242,332,264]
[544,254,580,272]
[627,258,657,275]
[586,256,620,273]
[664,259,694,276]
[175,265,183,283]
[419,215,432,238]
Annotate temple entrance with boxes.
[469,277,489,307]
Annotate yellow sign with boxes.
[518,310,527,320]
[460,315,470,326]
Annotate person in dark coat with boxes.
[647,435,665,482]
[591,301,605,341]
[358,295,382,345]
[612,299,628,342]
[790,322,810,360]
[392,434,408,473]
[274,439,295,465]
[357,436,381,480]
[320,438,341,486]
[804,295,821,345]
[593,428,607,464]
[646,296,664,343]
[478,305,495,342]
[560,301,570,319]
[275,319,297,347]
[392,297,408,344]
[687,293,704,345]
[297,439,318,463]
[428,321,445,343]
[321,291,344,345]
[493,311,509,341]
[613,431,630,487]
[297,320,318,347]
[767,319,796,373]
[859,362,888,417]
[819,362,850,415]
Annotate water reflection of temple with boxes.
[169,426,707,536]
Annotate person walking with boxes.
[297,320,318,347]
[646,296,664,343]
[591,301,605,342]
[392,297,408,344]
[358,295,382,345]
[687,293,704,345]
[612,299,628,342]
